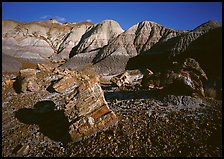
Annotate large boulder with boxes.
[165,70,196,95]
[164,58,207,97]
[140,58,207,97]
[182,58,208,80]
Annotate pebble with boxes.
[147,110,152,117]
[16,144,30,156]
[129,144,134,149]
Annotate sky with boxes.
[2,2,222,31]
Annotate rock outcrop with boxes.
[140,58,208,97]
[163,58,207,96]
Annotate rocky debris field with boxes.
[2,67,222,157]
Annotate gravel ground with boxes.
[2,73,222,157]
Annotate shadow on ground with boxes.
[14,100,72,144]
[13,77,22,93]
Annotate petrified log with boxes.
[63,76,118,142]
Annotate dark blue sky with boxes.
[2,2,222,31]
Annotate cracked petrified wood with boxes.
[63,76,118,142]
[52,74,79,93]
[164,58,207,97]
[110,71,132,88]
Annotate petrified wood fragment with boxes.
[18,69,40,93]
[63,76,118,142]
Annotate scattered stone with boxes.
[3,79,15,86]
[110,72,132,88]
[141,69,161,89]
[37,63,55,72]
[17,69,40,93]
[15,144,30,156]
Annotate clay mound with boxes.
[2,19,94,62]
[143,20,222,57]
[61,50,129,75]
[193,20,222,32]
[92,20,186,64]
[2,53,22,72]
[126,20,222,73]
[86,20,186,75]
[60,51,99,72]
[65,20,187,75]
[69,19,124,57]
[2,19,222,77]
